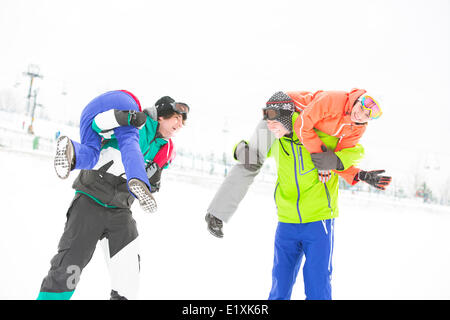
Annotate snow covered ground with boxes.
[1,147,450,300]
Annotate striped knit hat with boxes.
[263,91,295,132]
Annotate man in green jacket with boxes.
[206,91,391,299]
[268,92,391,299]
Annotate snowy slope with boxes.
[0,147,449,300]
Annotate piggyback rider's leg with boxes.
[113,126,157,214]
[206,120,275,237]
[54,90,145,179]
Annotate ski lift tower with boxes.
[23,64,43,116]
[28,89,43,134]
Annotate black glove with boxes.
[146,162,162,193]
[114,109,147,129]
[357,170,392,190]
[310,146,344,170]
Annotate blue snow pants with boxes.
[71,90,150,190]
[268,219,335,300]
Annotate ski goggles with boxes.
[171,102,190,120]
[361,96,382,120]
[262,108,293,121]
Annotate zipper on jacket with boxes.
[296,144,315,175]
[274,182,279,209]
[143,125,166,157]
[324,184,333,216]
[289,140,302,223]
[279,140,290,156]
[298,144,304,170]
[144,136,158,156]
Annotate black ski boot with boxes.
[128,179,157,213]
[205,213,224,238]
[54,136,75,179]
[114,109,147,129]
[110,290,127,300]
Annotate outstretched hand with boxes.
[358,170,392,190]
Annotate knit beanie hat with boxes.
[263,91,295,132]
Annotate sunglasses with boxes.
[361,96,382,120]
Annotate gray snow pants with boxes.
[38,193,140,300]
[207,120,275,223]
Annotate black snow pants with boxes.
[37,192,140,300]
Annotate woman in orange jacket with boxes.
[280,89,390,188]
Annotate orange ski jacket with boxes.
[287,89,367,184]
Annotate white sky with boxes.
[0,0,449,167]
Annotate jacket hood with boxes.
[346,88,367,113]
[143,105,158,121]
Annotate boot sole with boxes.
[205,214,224,238]
[129,179,157,213]
[54,136,74,179]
